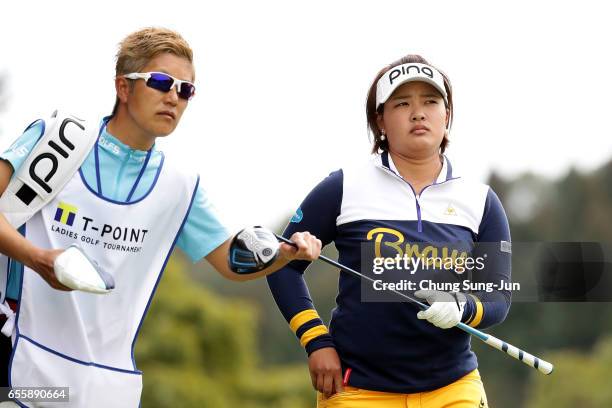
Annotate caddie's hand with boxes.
[30,248,72,291]
[279,231,322,262]
[414,290,466,329]
[308,347,344,398]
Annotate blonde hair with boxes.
[112,27,194,115]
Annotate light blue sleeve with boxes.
[1,120,45,300]
[176,185,231,263]
[0,120,45,173]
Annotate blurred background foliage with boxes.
[2,73,611,406]
[135,255,314,408]
[134,157,612,407]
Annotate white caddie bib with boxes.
[0,111,98,304]
[9,153,199,407]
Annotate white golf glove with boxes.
[54,245,115,294]
[414,290,466,329]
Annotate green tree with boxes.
[525,336,612,408]
[483,162,612,407]
[135,254,315,408]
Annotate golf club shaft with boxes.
[276,234,553,375]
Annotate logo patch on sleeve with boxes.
[500,241,512,253]
[290,208,303,223]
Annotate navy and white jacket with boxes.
[267,152,512,393]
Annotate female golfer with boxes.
[267,55,512,407]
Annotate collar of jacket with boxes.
[376,151,456,183]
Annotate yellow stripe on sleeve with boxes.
[468,294,484,327]
[299,325,329,347]
[289,309,320,333]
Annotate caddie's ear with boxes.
[115,76,131,104]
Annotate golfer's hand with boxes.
[30,248,72,291]
[279,232,322,262]
[415,290,466,329]
[308,347,344,398]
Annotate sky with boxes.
[1,1,611,231]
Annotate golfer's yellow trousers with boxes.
[317,369,488,408]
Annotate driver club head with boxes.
[228,226,280,274]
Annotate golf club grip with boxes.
[275,233,554,375]
[457,323,554,375]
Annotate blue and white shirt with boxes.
[267,151,512,393]
[1,117,231,300]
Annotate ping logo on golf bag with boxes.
[388,64,434,85]
[54,201,78,226]
[16,118,84,206]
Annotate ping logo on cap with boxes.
[388,64,434,85]
[54,201,78,226]
[376,62,447,107]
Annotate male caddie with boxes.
[0,27,321,407]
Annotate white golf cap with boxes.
[376,63,448,108]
